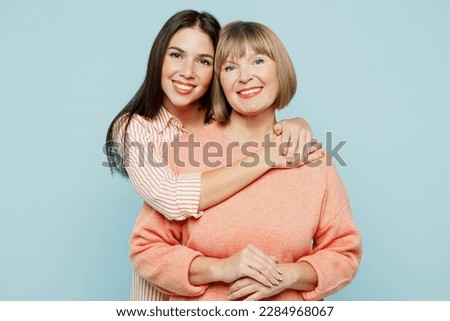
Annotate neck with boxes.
[221,108,276,145]
[164,104,206,133]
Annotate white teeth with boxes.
[239,88,262,95]
[174,82,193,91]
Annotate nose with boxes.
[180,60,195,79]
[238,64,253,83]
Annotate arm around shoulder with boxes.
[116,116,202,221]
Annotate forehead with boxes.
[222,39,272,62]
[169,27,214,53]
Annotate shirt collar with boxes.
[153,106,184,134]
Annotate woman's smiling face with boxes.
[161,27,215,112]
[219,48,279,117]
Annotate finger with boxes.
[292,128,306,164]
[246,245,283,278]
[242,265,275,287]
[307,139,321,153]
[273,122,283,136]
[229,278,254,294]
[243,291,264,301]
[285,127,301,161]
[304,141,323,164]
[298,129,312,164]
[305,148,325,163]
[228,282,259,301]
[245,258,282,286]
[298,138,316,165]
[277,127,292,157]
[246,244,276,263]
[239,248,282,285]
[305,131,313,154]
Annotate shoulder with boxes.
[168,122,226,173]
[315,153,349,203]
[290,153,344,192]
[125,114,154,131]
[303,153,341,176]
[113,113,159,139]
[177,121,221,143]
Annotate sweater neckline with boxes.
[203,122,264,161]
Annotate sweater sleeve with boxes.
[299,161,362,301]
[129,203,208,297]
[116,116,203,221]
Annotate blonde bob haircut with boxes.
[212,21,297,123]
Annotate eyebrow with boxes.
[167,46,214,60]
[224,52,268,66]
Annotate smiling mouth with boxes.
[237,87,263,98]
[172,81,195,94]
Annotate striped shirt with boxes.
[115,108,203,221]
[114,107,203,300]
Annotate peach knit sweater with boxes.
[130,122,362,300]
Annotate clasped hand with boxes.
[216,244,289,301]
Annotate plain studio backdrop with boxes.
[1,0,449,300]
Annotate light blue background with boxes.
[1,0,449,300]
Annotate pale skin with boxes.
[190,246,318,301]
[227,261,318,301]
[188,48,320,300]
[160,27,324,213]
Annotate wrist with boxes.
[208,257,226,283]
[279,262,318,291]
[278,263,299,290]
[190,256,223,285]
[257,148,274,170]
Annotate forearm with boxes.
[199,149,271,210]
[128,165,201,220]
[279,262,318,292]
[129,207,207,296]
[189,256,223,285]
[122,122,202,220]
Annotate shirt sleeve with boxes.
[298,161,362,301]
[129,203,208,297]
[116,116,203,221]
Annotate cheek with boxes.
[199,69,214,87]
[270,79,280,97]
[220,78,233,97]
[161,61,171,78]
[266,72,280,99]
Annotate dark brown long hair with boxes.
[105,10,220,177]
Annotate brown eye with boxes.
[169,52,182,59]
[199,59,212,66]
